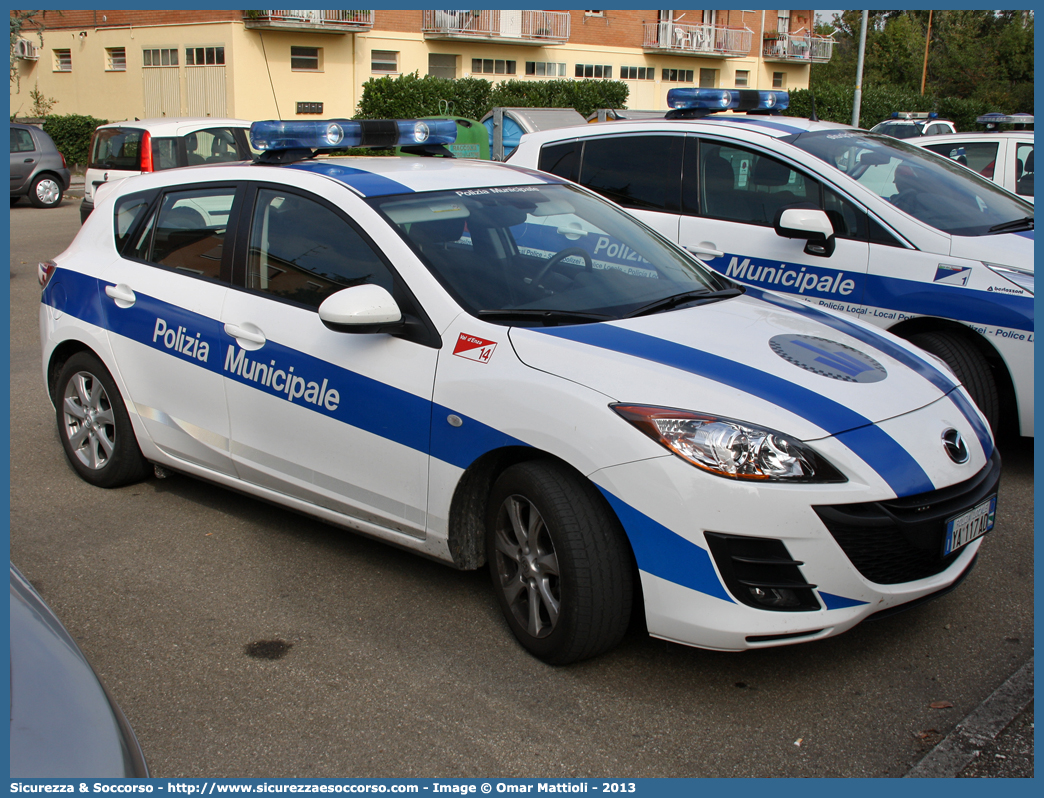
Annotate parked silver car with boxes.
[10,123,71,209]
[9,563,148,777]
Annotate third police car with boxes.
[509,89,1033,439]
[40,118,999,664]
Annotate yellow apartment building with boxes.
[11,10,831,122]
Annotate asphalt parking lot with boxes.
[9,201,1034,778]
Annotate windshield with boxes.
[372,184,730,324]
[790,129,1033,236]
[869,122,922,140]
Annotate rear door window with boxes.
[130,187,237,282]
[11,128,36,153]
[576,135,683,212]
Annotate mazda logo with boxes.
[942,428,969,464]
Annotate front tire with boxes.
[29,174,63,208]
[486,461,633,664]
[910,331,1000,433]
[55,352,150,488]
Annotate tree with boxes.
[810,10,1033,115]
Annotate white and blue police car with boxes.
[40,118,1000,664]
[509,89,1033,439]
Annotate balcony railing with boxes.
[643,22,753,57]
[762,31,834,63]
[242,10,374,33]
[422,10,570,45]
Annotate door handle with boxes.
[684,244,725,259]
[104,283,136,308]
[24,158,36,163]
[223,323,267,346]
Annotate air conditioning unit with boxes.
[16,39,40,61]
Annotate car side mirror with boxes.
[774,207,836,258]
[318,284,405,334]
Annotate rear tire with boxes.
[55,352,150,488]
[910,331,999,433]
[486,460,633,665]
[28,174,63,208]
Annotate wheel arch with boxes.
[887,316,1018,433]
[32,170,68,191]
[446,445,636,573]
[47,339,97,405]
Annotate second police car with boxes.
[509,89,1034,440]
[40,118,1000,665]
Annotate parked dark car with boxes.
[10,123,71,209]
[9,563,148,777]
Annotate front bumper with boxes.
[592,446,1000,652]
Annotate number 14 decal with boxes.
[453,332,498,364]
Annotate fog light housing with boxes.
[748,586,802,609]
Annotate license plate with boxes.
[943,495,997,556]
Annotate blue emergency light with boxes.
[666,88,789,114]
[249,119,457,152]
[976,112,1034,126]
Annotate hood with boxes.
[952,229,1034,268]
[509,292,961,443]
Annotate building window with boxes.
[429,53,458,79]
[105,47,126,71]
[699,68,717,88]
[526,61,566,77]
[575,63,613,79]
[621,66,654,80]
[291,46,320,71]
[734,69,749,87]
[371,50,398,73]
[143,48,178,67]
[662,68,694,83]
[584,10,604,16]
[773,71,786,89]
[472,58,516,76]
[186,47,225,66]
[53,49,72,71]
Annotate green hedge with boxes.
[356,73,629,120]
[785,85,996,132]
[42,114,108,167]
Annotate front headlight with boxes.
[612,405,847,483]
[984,262,1033,295]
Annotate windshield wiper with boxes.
[476,309,613,326]
[988,217,1034,234]
[625,287,745,318]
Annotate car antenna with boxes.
[809,92,819,122]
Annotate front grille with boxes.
[814,449,1001,584]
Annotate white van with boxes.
[81,117,254,223]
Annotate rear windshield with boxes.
[89,128,143,170]
[869,122,922,139]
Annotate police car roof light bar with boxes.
[976,112,1034,127]
[250,119,457,156]
[664,89,789,120]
